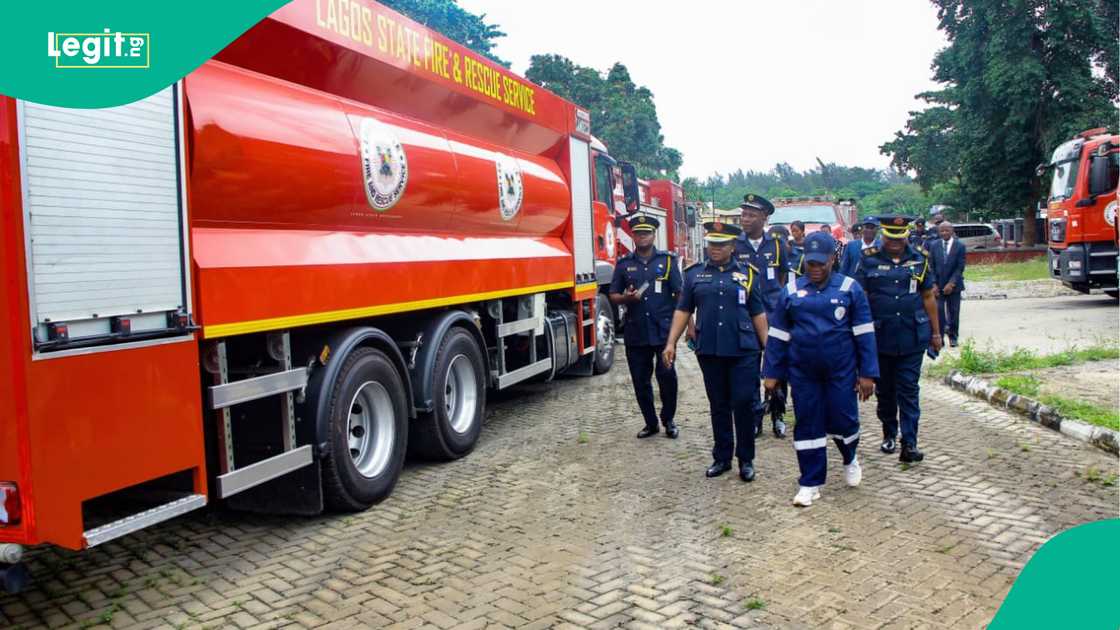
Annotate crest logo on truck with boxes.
[495,154,524,221]
[1105,200,1117,228]
[360,117,408,211]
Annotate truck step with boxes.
[84,493,206,548]
[217,445,314,498]
[208,367,308,409]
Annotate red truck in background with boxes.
[769,196,858,242]
[0,0,625,588]
[615,166,697,262]
[1041,128,1119,297]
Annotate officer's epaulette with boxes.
[660,250,677,257]
[862,246,879,256]
[683,261,702,272]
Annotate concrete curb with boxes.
[943,370,1120,456]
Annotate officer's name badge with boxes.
[626,266,638,271]
[878,265,892,271]
[830,298,840,304]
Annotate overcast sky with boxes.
[456,0,949,179]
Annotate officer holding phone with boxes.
[610,214,682,439]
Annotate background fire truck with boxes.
[614,166,698,263]
[1040,128,1119,297]
[0,0,628,589]
[768,196,859,242]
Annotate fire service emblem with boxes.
[495,154,524,221]
[360,117,408,211]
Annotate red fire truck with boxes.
[1041,128,1119,296]
[0,0,625,587]
[615,168,696,261]
[769,196,858,242]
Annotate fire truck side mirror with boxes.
[1035,163,1050,178]
[619,162,640,212]
[1087,154,1115,196]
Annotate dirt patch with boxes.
[984,359,1120,411]
[964,279,1080,300]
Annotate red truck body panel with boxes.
[1,0,605,548]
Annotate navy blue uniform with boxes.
[763,273,880,488]
[611,250,682,430]
[855,246,934,448]
[733,232,789,314]
[677,259,765,464]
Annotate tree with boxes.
[880,0,1119,244]
[525,55,683,180]
[381,0,508,66]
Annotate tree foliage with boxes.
[381,0,508,66]
[880,0,1119,244]
[681,163,930,218]
[526,54,683,180]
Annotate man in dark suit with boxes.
[929,221,966,347]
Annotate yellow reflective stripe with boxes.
[203,281,575,338]
[574,282,598,293]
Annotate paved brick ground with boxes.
[2,348,1116,630]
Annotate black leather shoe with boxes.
[636,426,659,439]
[948,338,958,348]
[664,421,679,439]
[706,461,732,478]
[880,437,896,454]
[738,462,756,482]
[900,443,925,462]
[772,418,787,438]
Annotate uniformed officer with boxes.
[789,221,806,262]
[735,194,790,438]
[610,214,683,439]
[763,231,879,507]
[839,218,879,276]
[854,216,942,463]
[663,220,768,482]
[909,217,928,250]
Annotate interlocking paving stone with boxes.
[2,348,1116,629]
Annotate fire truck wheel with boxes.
[409,327,486,460]
[593,293,616,374]
[321,346,409,511]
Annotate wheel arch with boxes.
[401,309,490,415]
[301,326,415,459]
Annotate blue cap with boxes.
[803,231,836,264]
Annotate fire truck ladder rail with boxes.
[209,333,314,499]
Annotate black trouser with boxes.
[875,351,924,447]
[626,344,678,430]
[697,352,759,464]
[937,291,961,340]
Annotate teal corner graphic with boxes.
[0,1,291,108]
[989,518,1119,629]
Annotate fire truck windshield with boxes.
[1049,159,1080,201]
[1048,139,1083,201]
[770,204,836,224]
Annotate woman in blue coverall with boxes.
[763,231,879,507]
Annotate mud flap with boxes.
[225,461,323,516]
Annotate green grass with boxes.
[710,574,725,586]
[719,524,733,538]
[577,431,589,444]
[1038,395,1120,431]
[964,257,1048,282]
[927,340,1120,378]
[995,374,1041,397]
[744,597,766,611]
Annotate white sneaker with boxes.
[844,459,862,487]
[793,486,821,507]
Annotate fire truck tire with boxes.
[321,346,409,511]
[593,293,616,374]
[409,327,486,460]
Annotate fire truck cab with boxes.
[1042,128,1119,296]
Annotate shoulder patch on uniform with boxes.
[839,276,855,292]
[862,247,879,256]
